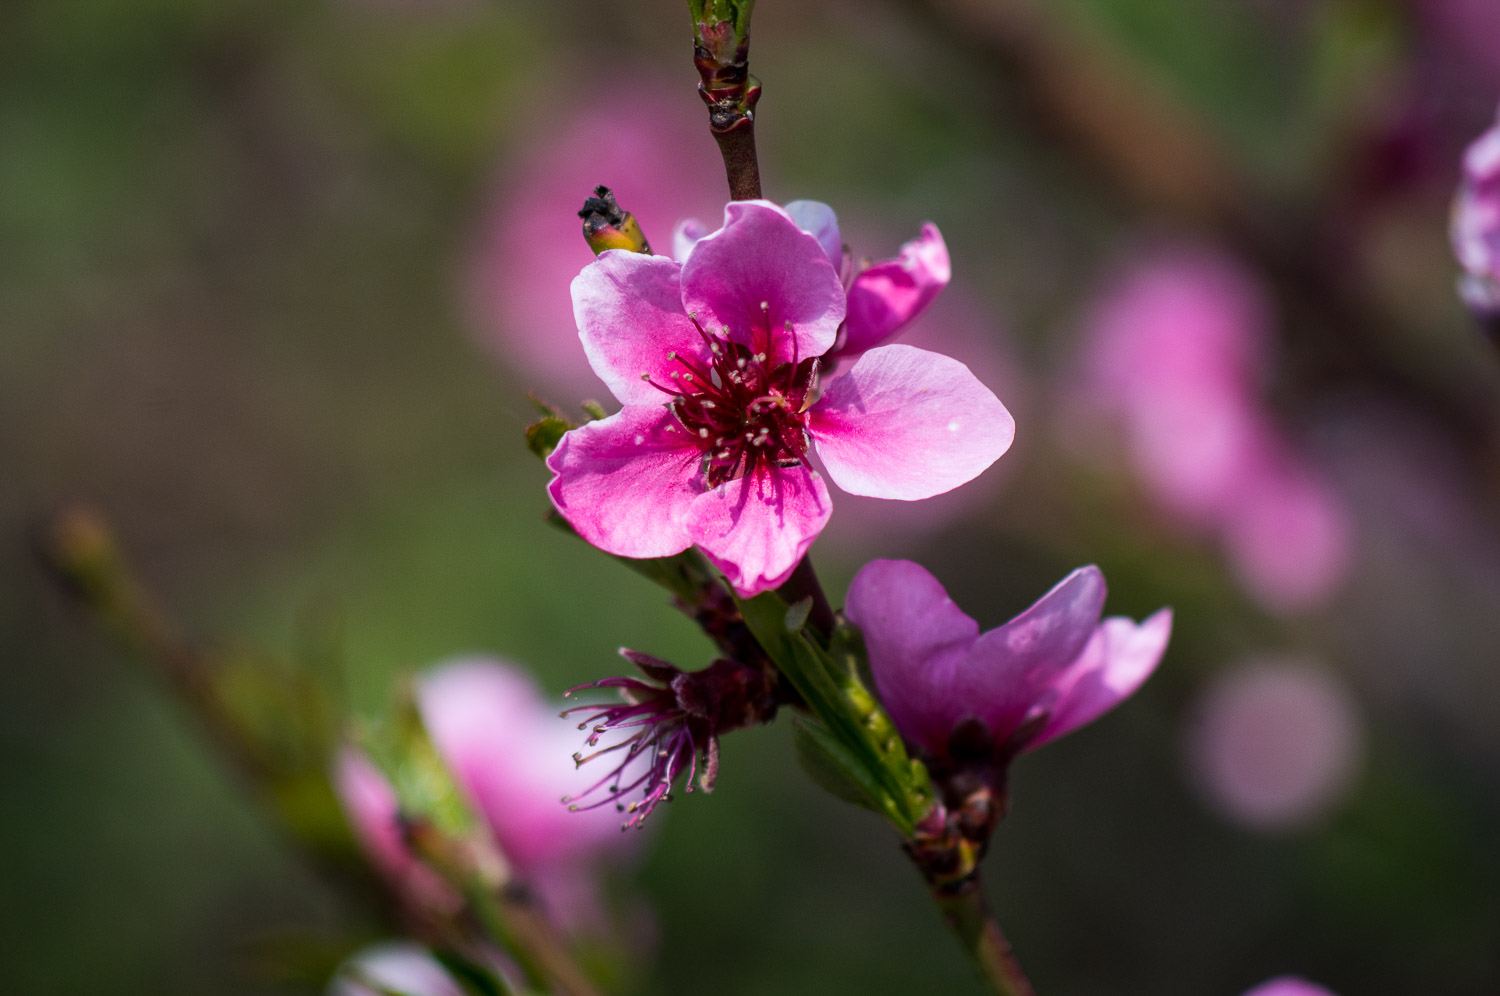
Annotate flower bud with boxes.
[578,186,651,256]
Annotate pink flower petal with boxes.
[783,199,843,270]
[547,406,702,559]
[686,462,832,596]
[681,200,844,364]
[808,344,1014,500]
[845,558,982,755]
[1029,609,1172,750]
[841,223,950,354]
[332,748,458,912]
[572,251,707,407]
[958,566,1108,740]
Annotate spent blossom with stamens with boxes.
[562,651,782,829]
[1452,102,1500,331]
[674,199,951,365]
[547,199,1012,595]
[846,559,1171,822]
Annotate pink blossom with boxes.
[547,200,1012,596]
[1241,977,1338,996]
[329,943,464,996]
[1185,658,1363,832]
[334,657,637,930]
[845,559,1171,763]
[1077,246,1351,613]
[1452,104,1500,320]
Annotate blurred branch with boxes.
[932,882,1036,996]
[899,0,1500,451]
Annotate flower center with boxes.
[645,308,820,489]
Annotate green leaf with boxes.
[792,718,882,813]
[432,948,515,996]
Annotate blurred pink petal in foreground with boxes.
[1185,658,1363,832]
[1241,976,1339,996]
[335,657,641,930]
[329,942,464,996]
[1077,245,1351,614]
[466,79,722,401]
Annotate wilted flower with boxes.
[1452,104,1500,329]
[547,199,1013,595]
[334,657,638,929]
[845,559,1171,781]
[562,651,782,829]
[1241,976,1338,996]
[1076,245,1351,614]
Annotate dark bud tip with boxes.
[579,185,651,256]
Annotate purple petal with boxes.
[1027,609,1172,751]
[845,559,981,755]
[808,344,1015,500]
[958,567,1107,742]
[681,200,844,364]
[547,406,702,559]
[841,223,950,354]
[686,462,832,597]
[572,250,707,407]
[783,199,843,270]
[672,216,710,262]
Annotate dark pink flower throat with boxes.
[643,305,820,489]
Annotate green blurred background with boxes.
[6,0,1500,993]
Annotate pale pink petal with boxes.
[547,406,702,559]
[1241,977,1338,996]
[572,251,707,407]
[808,344,1014,500]
[681,200,844,363]
[672,216,710,263]
[420,659,636,869]
[957,566,1107,740]
[783,199,843,270]
[331,942,466,996]
[845,559,981,755]
[840,223,950,354]
[1028,609,1172,750]
[686,462,832,596]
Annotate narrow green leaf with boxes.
[792,718,882,813]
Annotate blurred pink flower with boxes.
[547,200,1013,596]
[329,942,464,996]
[335,657,639,930]
[1452,103,1500,321]
[845,559,1170,764]
[467,80,722,402]
[1077,245,1351,613]
[1241,976,1338,996]
[1185,658,1363,832]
